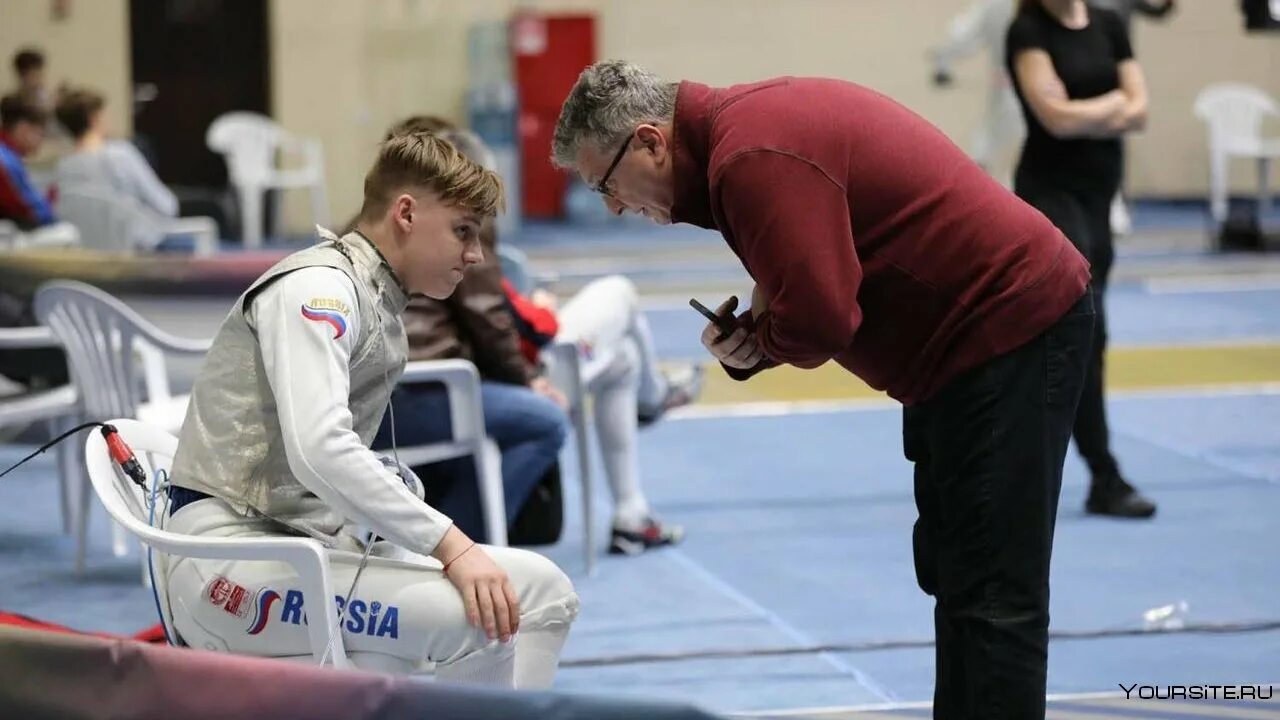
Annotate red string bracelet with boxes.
[442,541,477,575]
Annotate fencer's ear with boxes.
[393,193,415,231]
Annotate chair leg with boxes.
[571,405,595,577]
[310,182,330,229]
[1210,151,1229,224]
[1259,156,1272,217]
[239,185,263,249]
[51,418,74,535]
[75,451,92,574]
[476,439,508,547]
[112,520,131,558]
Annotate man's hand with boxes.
[433,526,520,643]
[700,296,764,370]
[530,375,568,410]
[750,284,768,317]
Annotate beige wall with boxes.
[270,0,600,229]
[267,0,1280,228]
[5,0,1278,232]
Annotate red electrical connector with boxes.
[101,424,147,489]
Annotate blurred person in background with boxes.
[55,87,178,217]
[1091,0,1176,37]
[54,87,180,249]
[10,49,49,112]
[1007,0,1157,518]
[929,0,1024,184]
[0,94,75,399]
[1090,0,1176,233]
[0,93,54,229]
[370,119,572,545]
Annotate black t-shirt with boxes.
[1006,3,1134,184]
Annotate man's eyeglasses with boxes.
[594,131,634,198]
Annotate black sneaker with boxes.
[609,518,685,555]
[638,364,705,427]
[1085,475,1157,519]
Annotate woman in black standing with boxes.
[1007,0,1156,518]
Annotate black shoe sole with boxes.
[1084,502,1157,519]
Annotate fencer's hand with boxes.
[436,528,520,642]
[530,375,568,410]
[700,297,764,370]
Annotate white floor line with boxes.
[733,682,1280,717]
[1145,274,1280,294]
[1112,422,1280,484]
[729,689,1127,717]
[1108,337,1280,350]
[668,397,900,420]
[669,382,1280,423]
[663,549,897,704]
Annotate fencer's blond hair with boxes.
[359,131,504,220]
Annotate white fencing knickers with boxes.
[545,275,666,529]
[164,498,579,688]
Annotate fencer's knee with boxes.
[510,550,579,630]
[597,274,638,310]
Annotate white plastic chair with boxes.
[206,112,329,248]
[33,280,211,572]
[394,360,508,547]
[496,245,594,574]
[58,184,218,256]
[0,219,80,249]
[1193,83,1280,225]
[0,326,80,535]
[541,342,595,576]
[83,419,353,669]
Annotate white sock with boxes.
[589,341,652,531]
[514,625,572,689]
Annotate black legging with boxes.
[1015,171,1121,480]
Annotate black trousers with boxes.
[1016,171,1121,479]
[906,294,1093,720]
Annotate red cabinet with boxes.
[513,14,596,219]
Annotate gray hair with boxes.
[551,60,678,169]
[436,128,498,172]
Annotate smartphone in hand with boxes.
[690,297,738,341]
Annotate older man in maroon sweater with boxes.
[554,61,1093,719]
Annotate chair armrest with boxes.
[399,359,486,444]
[142,532,351,668]
[0,385,78,426]
[163,216,220,256]
[134,327,214,356]
[133,332,212,403]
[0,326,61,350]
[543,341,585,408]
